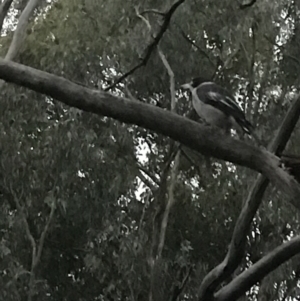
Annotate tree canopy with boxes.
[1,0,300,301]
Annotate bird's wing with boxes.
[195,83,245,119]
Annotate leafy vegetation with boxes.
[1,0,300,300]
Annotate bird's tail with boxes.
[236,118,253,135]
[236,118,262,145]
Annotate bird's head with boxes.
[181,77,209,90]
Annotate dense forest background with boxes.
[1,0,300,300]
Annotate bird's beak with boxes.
[180,83,191,89]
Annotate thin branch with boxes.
[10,181,56,301]
[138,165,160,186]
[252,61,271,124]
[35,201,56,267]
[239,0,257,9]
[284,54,300,66]
[0,0,13,33]
[264,34,300,66]
[198,94,300,300]
[149,148,180,301]
[156,45,179,257]
[0,60,300,206]
[138,192,151,235]
[11,185,36,257]
[264,34,282,49]
[157,151,180,257]
[136,6,152,31]
[141,9,166,16]
[215,235,300,301]
[140,36,180,298]
[137,168,158,193]
[157,47,175,110]
[169,265,193,301]
[245,23,256,113]
[149,166,169,301]
[175,24,216,68]
[104,0,186,91]
[27,198,55,301]
[5,0,41,61]
[10,185,36,301]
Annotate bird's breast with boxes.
[192,98,225,123]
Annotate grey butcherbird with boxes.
[181,77,254,135]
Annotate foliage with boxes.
[1,0,300,300]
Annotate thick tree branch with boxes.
[214,235,300,301]
[0,59,300,207]
[104,0,186,91]
[0,60,271,172]
[198,94,300,300]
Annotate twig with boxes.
[239,0,257,9]
[284,54,300,66]
[141,9,166,16]
[136,6,152,31]
[169,266,193,301]
[138,192,151,235]
[179,146,205,177]
[137,168,158,193]
[252,61,271,124]
[104,0,186,91]
[138,165,160,186]
[175,24,216,67]
[264,35,300,66]
[246,24,256,111]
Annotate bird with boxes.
[181,77,253,135]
